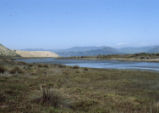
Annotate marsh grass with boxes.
[9,66,24,74]
[38,64,49,68]
[33,85,62,108]
[1,58,159,113]
[0,65,7,74]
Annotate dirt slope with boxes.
[16,50,59,58]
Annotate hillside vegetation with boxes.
[0,44,18,57]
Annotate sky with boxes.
[0,0,159,49]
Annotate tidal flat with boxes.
[0,57,159,113]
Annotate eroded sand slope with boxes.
[16,50,59,58]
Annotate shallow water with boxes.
[17,58,159,72]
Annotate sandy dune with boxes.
[16,50,59,58]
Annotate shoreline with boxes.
[14,57,159,72]
[59,53,159,63]
[59,57,159,63]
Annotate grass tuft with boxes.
[34,85,62,108]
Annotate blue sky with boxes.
[0,0,159,49]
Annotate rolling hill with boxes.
[0,44,18,57]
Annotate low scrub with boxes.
[10,66,24,74]
[72,65,80,69]
[38,64,49,68]
[17,61,27,65]
[57,64,67,68]
[84,67,89,71]
[0,65,7,74]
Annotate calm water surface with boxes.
[17,58,159,72]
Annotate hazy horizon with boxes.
[1,0,159,49]
[13,44,159,50]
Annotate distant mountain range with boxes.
[23,45,159,57]
[54,47,121,57]
[120,46,159,54]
